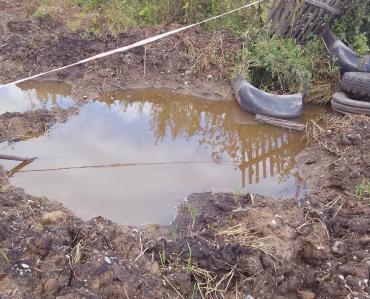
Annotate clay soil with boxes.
[0,2,369,298]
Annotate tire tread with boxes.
[341,72,370,98]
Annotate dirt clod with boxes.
[43,278,59,296]
[297,289,316,299]
[41,211,68,225]
[332,240,347,256]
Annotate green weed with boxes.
[26,37,36,48]
[233,186,243,198]
[186,204,198,227]
[333,1,370,55]
[170,225,179,241]
[351,33,370,55]
[233,186,244,208]
[33,0,50,18]
[237,34,311,93]
[186,242,192,272]
[159,245,167,268]
[355,176,370,202]
[191,284,199,299]
[233,31,339,100]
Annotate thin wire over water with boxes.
[15,160,236,173]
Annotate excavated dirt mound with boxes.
[0,170,167,298]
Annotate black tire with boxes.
[332,92,370,116]
[333,92,370,109]
[341,72,370,98]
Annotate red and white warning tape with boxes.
[0,0,264,89]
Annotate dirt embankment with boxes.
[0,8,239,101]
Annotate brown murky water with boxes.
[0,84,325,225]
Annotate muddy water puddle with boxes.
[0,86,325,225]
[0,80,74,113]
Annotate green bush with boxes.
[333,0,370,54]
[236,32,312,94]
[233,32,339,97]
[351,33,370,55]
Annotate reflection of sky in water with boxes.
[0,90,315,225]
[0,81,74,114]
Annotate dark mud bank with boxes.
[0,11,240,102]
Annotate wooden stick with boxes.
[7,160,34,177]
[255,114,305,131]
[304,0,341,15]
[0,154,37,161]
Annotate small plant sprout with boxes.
[159,245,167,268]
[187,242,192,272]
[355,176,370,202]
[186,204,199,227]
[191,284,199,299]
[233,186,244,208]
[170,225,179,241]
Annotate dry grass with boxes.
[305,114,369,154]
[305,82,337,104]
[190,265,236,299]
[306,113,367,133]
[159,250,238,298]
[216,224,276,259]
[0,248,11,264]
[65,239,85,283]
[179,33,238,79]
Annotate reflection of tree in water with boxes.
[101,91,305,186]
[150,101,203,142]
[16,80,72,104]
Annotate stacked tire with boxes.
[322,26,370,116]
[331,73,370,116]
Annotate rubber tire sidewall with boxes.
[341,72,370,98]
[332,92,370,115]
[332,92,370,109]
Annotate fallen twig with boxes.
[0,154,37,161]
[163,275,185,299]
